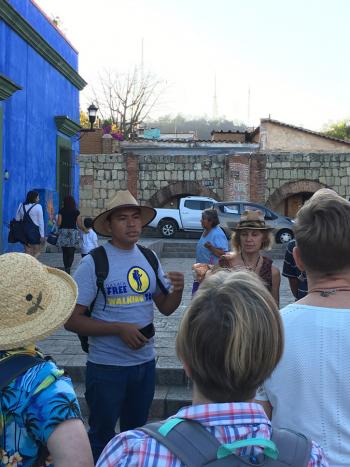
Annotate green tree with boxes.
[323,119,350,140]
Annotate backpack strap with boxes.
[266,427,312,467]
[141,419,312,467]
[89,245,109,314]
[0,354,44,391]
[141,418,221,467]
[137,244,169,296]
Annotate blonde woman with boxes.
[220,210,280,305]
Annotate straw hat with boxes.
[93,190,156,237]
[234,210,274,230]
[0,253,77,350]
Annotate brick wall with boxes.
[79,129,104,154]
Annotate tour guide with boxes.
[65,190,184,462]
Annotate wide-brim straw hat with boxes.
[93,190,156,237]
[0,253,77,350]
[234,210,274,230]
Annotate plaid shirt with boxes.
[96,402,327,466]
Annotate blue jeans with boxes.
[85,359,156,463]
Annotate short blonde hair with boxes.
[231,229,273,252]
[295,189,350,273]
[176,270,283,402]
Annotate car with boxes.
[214,201,294,244]
[148,196,216,237]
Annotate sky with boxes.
[34,0,350,131]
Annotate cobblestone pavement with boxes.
[37,251,294,369]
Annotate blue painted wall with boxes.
[0,0,82,252]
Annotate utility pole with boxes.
[213,74,218,119]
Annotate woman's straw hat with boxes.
[93,190,156,237]
[0,253,77,350]
[234,210,274,230]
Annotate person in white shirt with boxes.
[16,190,45,257]
[80,217,99,257]
[256,189,350,466]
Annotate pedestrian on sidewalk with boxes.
[96,270,327,466]
[64,190,184,463]
[56,195,84,274]
[80,217,99,257]
[0,253,93,467]
[15,190,45,257]
[256,189,350,465]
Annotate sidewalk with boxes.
[37,251,294,370]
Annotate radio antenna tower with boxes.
[247,86,251,127]
[213,74,218,119]
[140,37,144,78]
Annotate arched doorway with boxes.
[266,180,326,217]
[147,181,220,207]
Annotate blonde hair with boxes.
[231,229,273,252]
[295,189,350,273]
[176,270,283,402]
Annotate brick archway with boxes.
[147,181,221,207]
[266,179,326,211]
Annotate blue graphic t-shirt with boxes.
[196,226,229,264]
[73,242,170,366]
[0,350,81,467]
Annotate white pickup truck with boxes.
[148,196,216,237]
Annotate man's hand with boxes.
[166,271,184,292]
[117,323,148,350]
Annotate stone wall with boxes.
[265,152,350,210]
[138,154,225,204]
[79,153,232,218]
[78,151,350,219]
[79,154,127,217]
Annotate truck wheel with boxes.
[159,220,177,238]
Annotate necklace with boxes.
[241,253,260,272]
[308,287,350,297]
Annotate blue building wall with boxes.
[0,0,84,252]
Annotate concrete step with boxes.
[163,252,195,258]
[64,362,188,387]
[74,382,192,420]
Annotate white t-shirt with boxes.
[80,229,99,254]
[16,203,45,237]
[257,302,350,466]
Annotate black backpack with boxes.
[78,244,169,353]
[141,418,312,467]
[8,204,38,245]
[0,354,45,390]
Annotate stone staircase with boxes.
[162,240,197,258]
[65,359,192,422]
[161,240,287,260]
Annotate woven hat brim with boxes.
[234,225,274,230]
[93,205,156,237]
[0,267,77,350]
